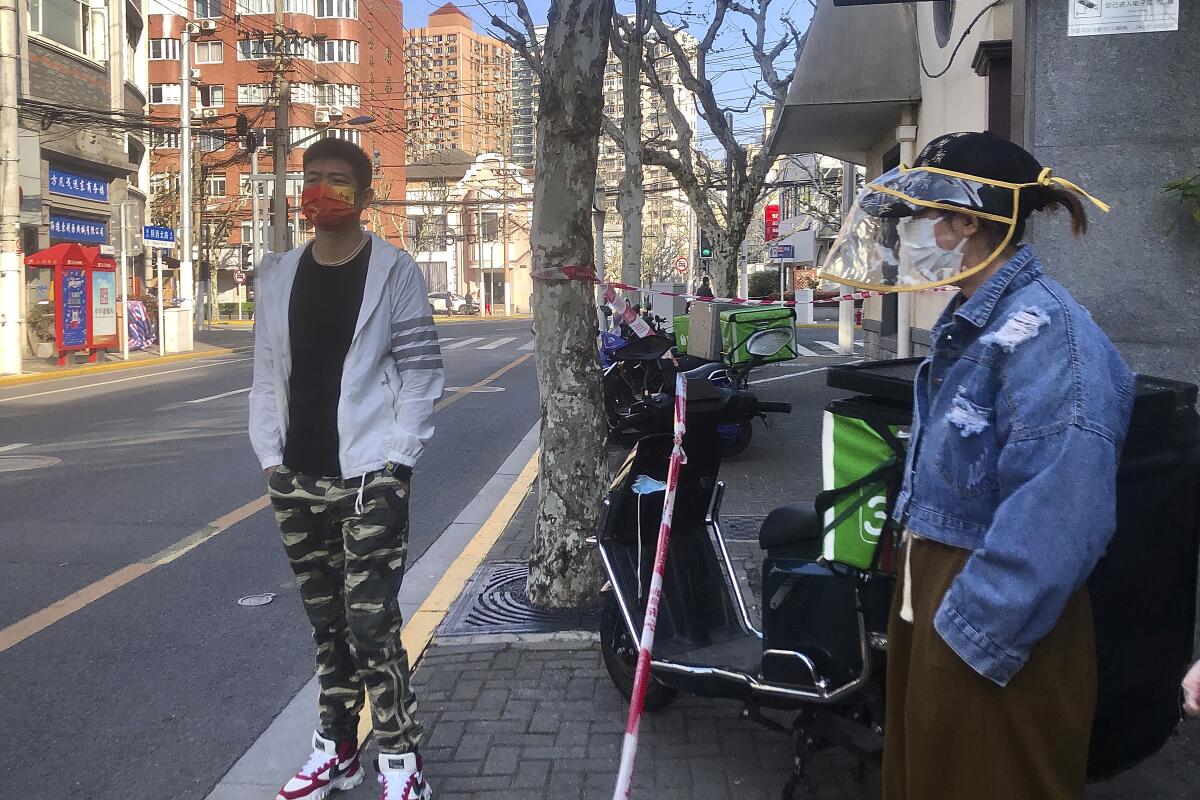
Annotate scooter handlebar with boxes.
[756,401,793,414]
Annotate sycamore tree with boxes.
[492,0,614,607]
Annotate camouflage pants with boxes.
[268,466,423,753]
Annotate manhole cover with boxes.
[238,593,276,607]
[0,455,60,473]
[439,561,598,637]
[443,386,506,394]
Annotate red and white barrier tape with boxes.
[535,265,955,307]
[611,371,688,800]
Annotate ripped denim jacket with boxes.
[891,245,1135,686]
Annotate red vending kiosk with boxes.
[25,243,119,365]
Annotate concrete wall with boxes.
[1025,0,1200,385]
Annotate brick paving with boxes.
[382,365,1199,800]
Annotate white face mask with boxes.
[896,216,967,284]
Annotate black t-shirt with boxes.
[282,239,372,477]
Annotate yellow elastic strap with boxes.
[863,183,1018,226]
[1033,167,1111,213]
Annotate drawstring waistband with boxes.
[354,473,368,515]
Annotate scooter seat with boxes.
[759,503,823,556]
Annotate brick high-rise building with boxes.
[146,0,407,307]
[404,4,512,160]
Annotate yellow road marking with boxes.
[0,354,536,651]
[357,448,540,742]
[0,495,271,653]
[434,352,531,412]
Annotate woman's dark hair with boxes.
[977,185,1089,247]
[302,138,373,192]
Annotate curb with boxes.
[0,346,252,388]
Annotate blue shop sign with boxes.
[50,214,108,244]
[48,167,109,203]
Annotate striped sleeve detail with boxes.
[391,316,442,371]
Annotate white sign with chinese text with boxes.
[1068,0,1178,37]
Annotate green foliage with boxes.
[747,269,781,298]
[218,302,255,317]
[1165,173,1200,228]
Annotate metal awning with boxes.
[769,0,921,163]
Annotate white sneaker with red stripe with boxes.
[276,731,365,800]
[376,752,433,800]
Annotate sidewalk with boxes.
[402,366,1199,800]
[5,327,253,386]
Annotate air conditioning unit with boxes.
[189,68,202,81]
[199,20,217,32]
[314,109,331,125]
[328,106,345,119]
[202,108,218,119]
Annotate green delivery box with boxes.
[821,397,909,570]
[673,315,689,354]
[719,307,797,365]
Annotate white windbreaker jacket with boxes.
[248,233,444,477]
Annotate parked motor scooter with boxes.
[597,358,1200,797]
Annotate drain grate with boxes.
[438,561,598,637]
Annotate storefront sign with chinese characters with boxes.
[48,168,109,203]
[50,214,108,244]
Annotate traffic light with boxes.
[237,113,259,154]
[699,229,713,259]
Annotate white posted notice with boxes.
[1068,0,1179,36]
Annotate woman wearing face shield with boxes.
[822,132,1135,799]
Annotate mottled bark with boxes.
[613,5,647,295]
[519,0,614,608]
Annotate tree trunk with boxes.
[527,0,614,608]
[616,2,645,297]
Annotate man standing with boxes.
[250,138,442,800]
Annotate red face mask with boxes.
[301,182,360,231]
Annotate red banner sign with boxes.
[765,204,780,242]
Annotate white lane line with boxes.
[814,340,844,353]
[793,344,822,357]
[479,337,518,350]
[749,360,864,385]
[519,340,535,351]
[442,337,485,350]
[0,358,253,404]
[0,443,29,453]
[188,387,251,404]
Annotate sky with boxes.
[400,0,816,151]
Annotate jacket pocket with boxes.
[932,390,1000,498]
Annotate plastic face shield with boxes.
[819,166,1027,292]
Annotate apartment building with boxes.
[146,0,407,303]
[404,3,512,161]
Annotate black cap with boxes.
[913,131,1054,223]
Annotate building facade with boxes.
[772,0,1199,383]
[404,3,512,161]
[146,0,407,307]
[15,0,151,360]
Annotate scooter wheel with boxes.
[720,421,754,459]
[599,594,679,712]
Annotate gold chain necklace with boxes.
[313,233,368,267]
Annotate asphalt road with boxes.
[0,318,539,800]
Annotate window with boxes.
[237,83,271,104]
[324,128,361,145]
[195,0,221,18]
[149,38,179,60]
[317,39,358,63]
[932,1,956,47]
[289,127,317,145]
[235,0,271,12]
[198,132,225,152]
[205,175,227,196]
[150,130,181,149]
[317,83,360,106]
[283,0,314,14]
[237,37,311,60]
[30,0,105,57]
[316,0,356,18]
[149,83,181,104]
[194,40,222,63]
[198,84,224,107]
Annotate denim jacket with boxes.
[892,245,1135,686]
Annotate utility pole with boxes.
[180,23,196,332]
[0,0,21,374]
[271,2,291,253]
[502,163,511,316]
[251,149,261,266]
[118,204,130,360]
[838,161,856,355]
